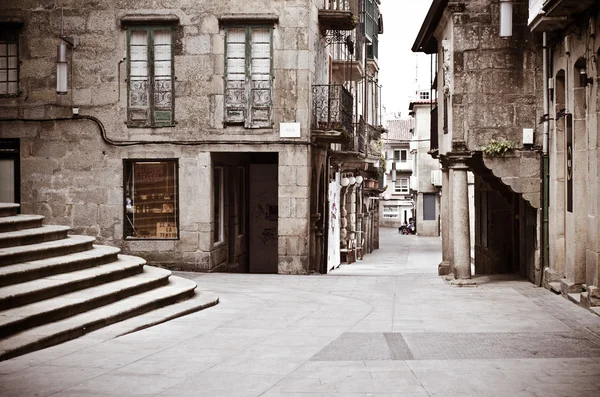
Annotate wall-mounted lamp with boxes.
[355,175,364,185]
[348,176,356,185]
[341,176,350,187]
[580,68,594,86]
[499,0,513,38]
[56,8,79,95]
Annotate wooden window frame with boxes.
[0,28,20,97]
[395,178,409,194]
[126,26,175,128]
[214,166,224,244]
[123,158,180,240]
[224,25,273,129]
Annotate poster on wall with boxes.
[327,180,340,271]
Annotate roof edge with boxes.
[411,0,449,54]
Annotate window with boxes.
[423,193,436,221]
[383,205,399,218]
[225,26,272,128]
[214,167,224,243]
[237,166,245,236]
[124,160,178,239]
[418,90,430,100]
[0,29,19,96]
[127,27,174,127]
[393,150,407,162]
[395,178,409,194]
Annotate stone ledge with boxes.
[120,14,180,28]
[218,14,279,25]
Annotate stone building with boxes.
[413,0,543,283]
[380,118,414,228]
[0,0,383,274]
[528,0,600,307]
[409,98,442,237]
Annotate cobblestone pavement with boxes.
[2,228,600,396]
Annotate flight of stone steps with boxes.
[0,203,218,361]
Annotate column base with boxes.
[450,278,477,287]
[438,261,452,276]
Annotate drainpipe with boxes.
[541,31,549,287]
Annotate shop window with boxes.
[224,26,272,128]
[127,27,174,127]
[214,167,224,243]
[0,28,19,96]
[237,166,245,236]
[383,205,399,218]
[124,159,178,239]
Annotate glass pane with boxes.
[7,82,17,94]
[0,44,6,56]
[8,69,17,81]
[154,44,171,61]
[227,42,245,58]
[0,70,6,82]
[130,44,147,62]
[7,44,17,56]
[154,60,171,77]
[0,58,6,69]
[0,82,6,94]
[153,30,171,45]
[130,30,147,45]
[125,160,178,239]
[8,56,17,69]
[130,61,148,77]
[252,29,270,44]
[251,42,270,58]
[0,159,15,203]
[227,29,245,43]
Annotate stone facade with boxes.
[414,0,543,282]
[0,1,381,274]
[530,0,600,306]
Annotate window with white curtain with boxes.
[225,27,272,128]
[127,27,174,127]
[383,205,399,218]
[395,178,409,194]
[0,29,19,96]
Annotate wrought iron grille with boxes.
[323,0,354,12]
[342,118,366,153]
[312,84,354,135]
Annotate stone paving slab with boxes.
[1,228,600,396]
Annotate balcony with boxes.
[529,0,595,31]
[312,84,354,143]
[319,0,358,31]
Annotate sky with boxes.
[378,0,434,120]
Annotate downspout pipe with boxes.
[541,31,550,287]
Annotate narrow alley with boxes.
[1,228,600,397]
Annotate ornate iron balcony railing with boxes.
[312,84,354,136]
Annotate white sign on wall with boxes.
[280,122,301,138]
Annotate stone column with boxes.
[450,160,472,280]
[439,166,452,275]
[347,184,357,243]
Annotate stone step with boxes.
[85,289,219,340]
[0,255,146,310]
[0,215,45,233]
[0,225,71,249]
[0,266,171,339]
[0,275,198,361]
[0,235,95,267]
[0,245,121,287]
[548,282,561,294]
[568,292,582,305]
[0,203,20,218]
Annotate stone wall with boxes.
[0,0,318,273]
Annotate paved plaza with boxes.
[2,228,600,396]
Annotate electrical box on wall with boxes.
[523,128,534,145]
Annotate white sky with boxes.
[379,0,434,120]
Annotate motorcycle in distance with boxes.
[398,221,416,235]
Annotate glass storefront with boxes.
[124,159,178,239]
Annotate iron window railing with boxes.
[312,84,354,135]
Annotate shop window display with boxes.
[124,159,178,239]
